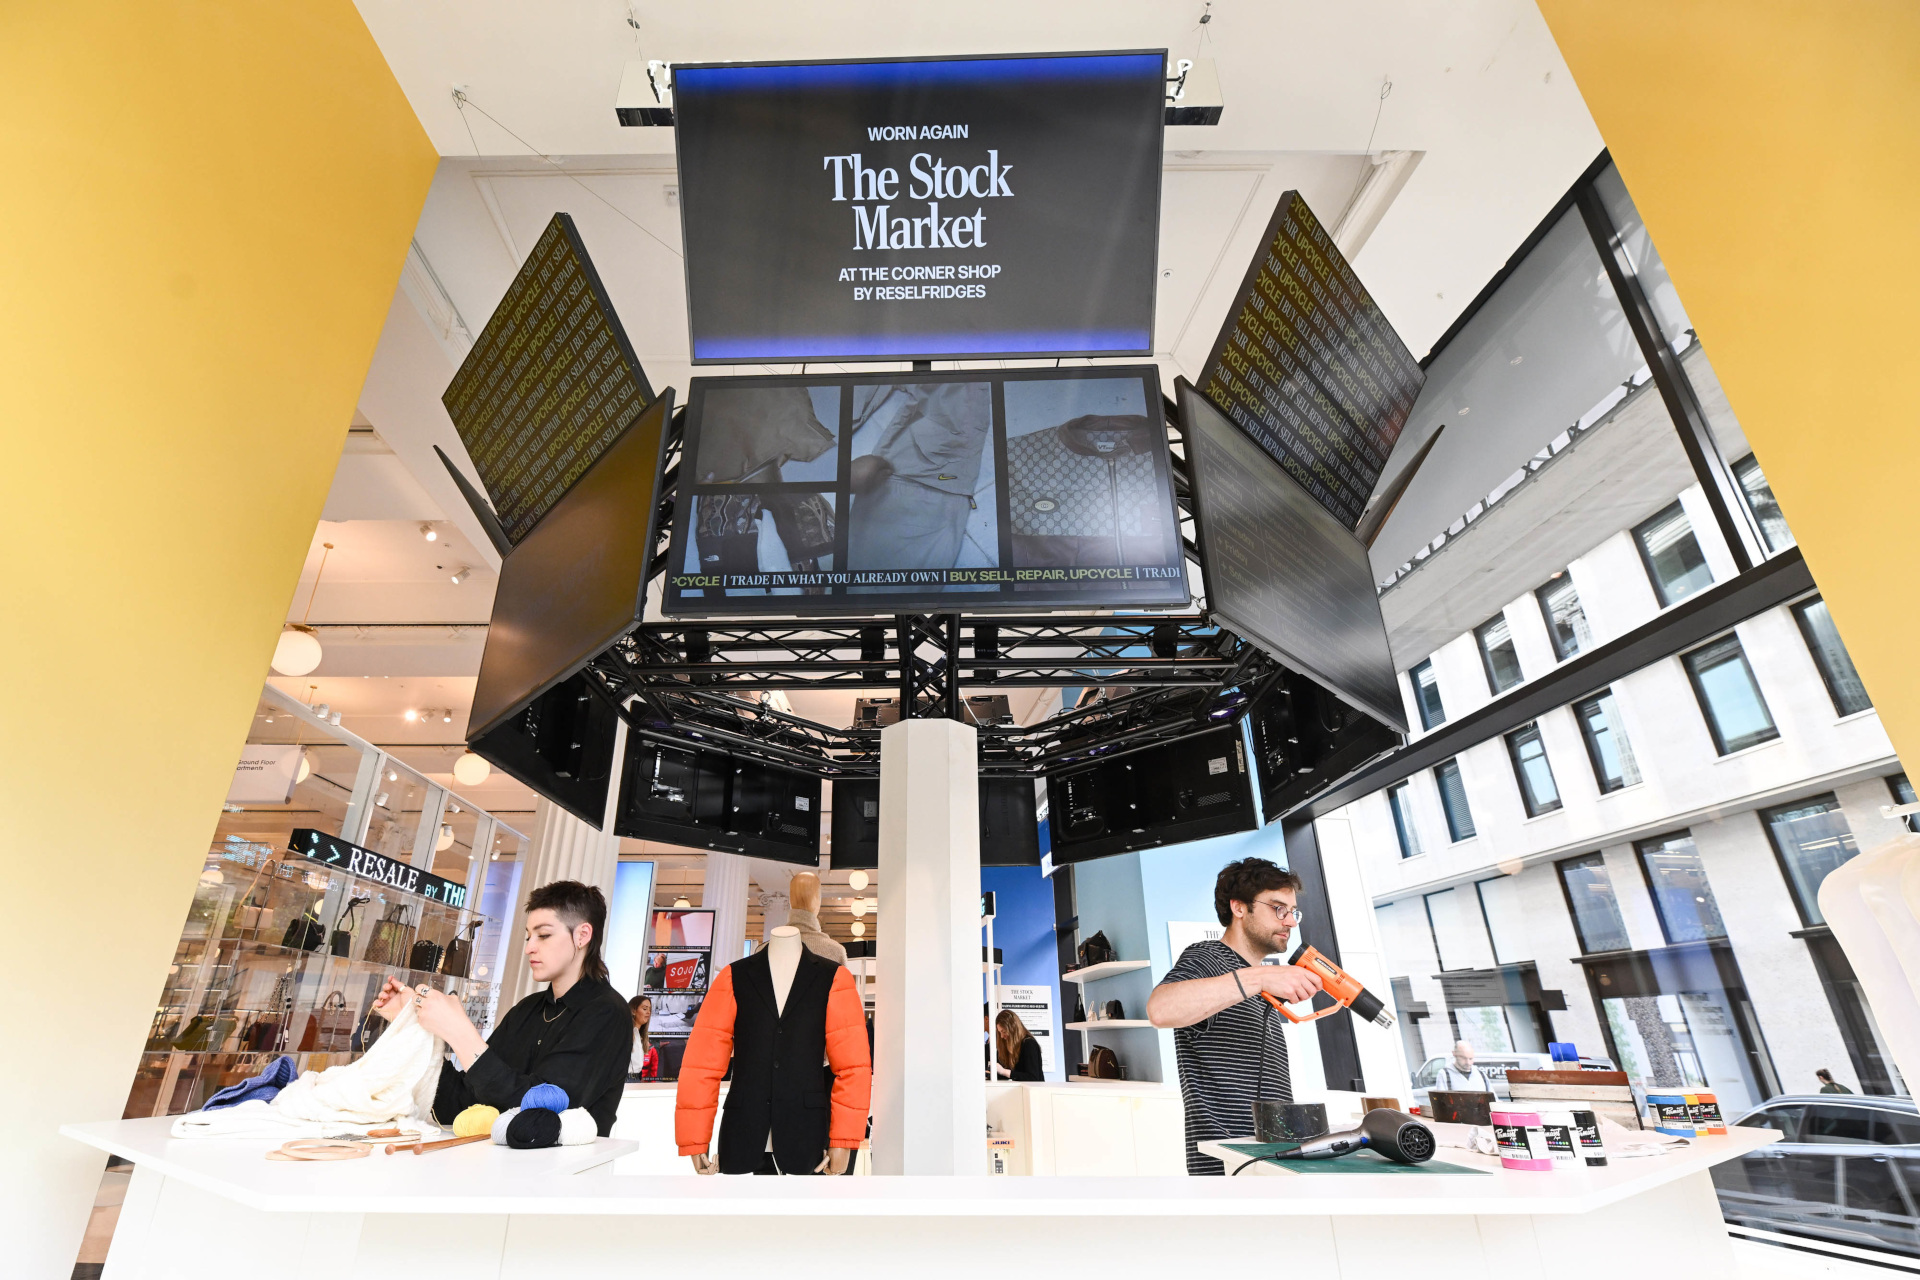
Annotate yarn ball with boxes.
[490,1108,520,1146]
[557,1108,596,1147]
[452,1105,500,1138]
[521,1083,570,1113]
[505,1107,561,1150]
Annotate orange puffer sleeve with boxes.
[823,966,873,1150]
[674,965,737,1156]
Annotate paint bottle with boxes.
[1570,1109,1608,1166]
[1490,1108,1554,1171]
[1687,1092,1728,1135]
[1645,1093,1697,1137]
[1539,1109,1580,1167]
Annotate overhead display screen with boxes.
[442,213,656,544]
[662,367,1188,615]
[671,52,1165,363]
[469,392,673,740]
[1194,191,1424,529]
[1180,381,1407,733]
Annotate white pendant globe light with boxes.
[848,870,869,891]
[850,921,865,938]
[295,751,311,785]
[452,752,492,787]
[850,899,868,919]
[271,626,323,676]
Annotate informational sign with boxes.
[441,213,655,544]
[288,828,470,909]
[1181,382,1407,733]
[1194,191,1423,528]
[1167,920,1226,959]
[996,983,1055,1072]
[227,745,303,804]
[663,367,1187,614]
[672,52,1165,363]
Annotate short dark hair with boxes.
[526,880,610,982]
[1214,857,1302,926]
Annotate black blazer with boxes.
[716,946,842,1174]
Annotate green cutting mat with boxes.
[1221,1141,1491,1175]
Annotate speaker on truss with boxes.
[468,671,620,827]
[1248,673,1404,824]
[828,777,1040,870]
[614,736,821,866]
[1045,724,1256,864]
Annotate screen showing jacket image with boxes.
[650,909,715,949]
[664,366,1188,615]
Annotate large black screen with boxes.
[469,392,673,740]
[1180,380,1407,733]
[663,367,1187,614]
[672,52,1165,363]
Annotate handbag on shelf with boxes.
[362,902,416,967]
[280,908,325,953]
[1102,999,1126,1021]
[329,895,369,958]
[171,1014,217,1051]
[407,938,444,974]
[240,1015,284,1053]
[441,920,485,979]
[1086,1046,1121,1079]
[299,992,355,1053]
[1077,931,1115,969]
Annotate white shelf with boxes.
[1065,1020,1156,1030]
[1061,960,1150,984]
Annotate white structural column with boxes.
[499,798,622,1008]
[874,717,984,1176]
[704,850,751,967]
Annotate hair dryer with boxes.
[1260,943,1395,1028]
[1273,1109,1436,1165]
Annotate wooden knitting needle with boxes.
[386,1133,490,1155]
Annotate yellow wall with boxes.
[1536,2,1920,763]
[0,7,435,1274]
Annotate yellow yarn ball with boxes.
[453,1104,500,1138]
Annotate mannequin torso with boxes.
[767,926,801,1014]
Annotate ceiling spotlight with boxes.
[329,711,341,726]
[442,710,453,724]
[314,703,330,719]
[448,803,461,815]
[388,769,399,781]
[848,870,869,891]
[449,566,472,585]
[420,523,438,542]
[850,921,866,937]
[404,710,419,723]
[375,792,390,809]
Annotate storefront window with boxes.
[1601,990,1762,1116]
[1388,781,1423,858]
[1505,722,1561,816]
[1761,794,1860,926]
[1409,658,1445,730]
[1536,572,1591,660]
[1475,613,1523,694]
[1634,501,1714,607]
[1734,454,1795,553]
[1792,596,1871,717]
[1802,932,1905,1096]
[1574,688,1641,792]
[1435,758,1476,841]
[1557,852,1630,953]
[1635,831,1727,943]
[1683,634,1779,755]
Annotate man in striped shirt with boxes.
[1147,858,1322,1174]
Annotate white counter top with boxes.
[60,1116,1775,1218]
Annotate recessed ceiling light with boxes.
[404,710,418,723]
[420,523,438,542]
[1510,355,1524,365]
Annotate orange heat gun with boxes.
[1259,942,1395,1029]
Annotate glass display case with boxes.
[122,687,523,1118]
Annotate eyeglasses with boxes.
[1251,898,1305,925]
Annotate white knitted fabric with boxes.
[270,999,446,1126]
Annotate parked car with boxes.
[1714,1093,1920,1259]
[1409,1052,1616,1112]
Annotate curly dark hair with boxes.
[1214,857,1302,926]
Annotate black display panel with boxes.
[442,213,656,543]
[614,738,822,865]
[828,778,1040,869]
[468,673,620,827]
[664,367,1186,614]
[1194,192,1423,528]
[1248,675,1404,823]
[671,52,1165,364]
[469,393,674,741]
[1180,380,1407,733]
[1045,725,1256,864]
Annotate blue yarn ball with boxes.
[521,1083,570,1113]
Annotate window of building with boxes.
[1573,689,1642,792]
[1434,758,1476,841]
[1387,781,1423,859]
[1505,722,1562,817]
[1890,775,1920,836]
[1792,596,1871,717]
[1557,852,1631,953]
[1475,613,1524,695]
[1475,875,1529,965]
[1634,501,1714,607]
[1536,573,1592,661]
[1409,659,1445,730]
[1762,793,1861,926]
[1682,634,1779,755]
[1634,831,1727,943]
[1733,454,1795,553]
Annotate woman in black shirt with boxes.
[994,1009,1045,1082]
[371,880,633,1135]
